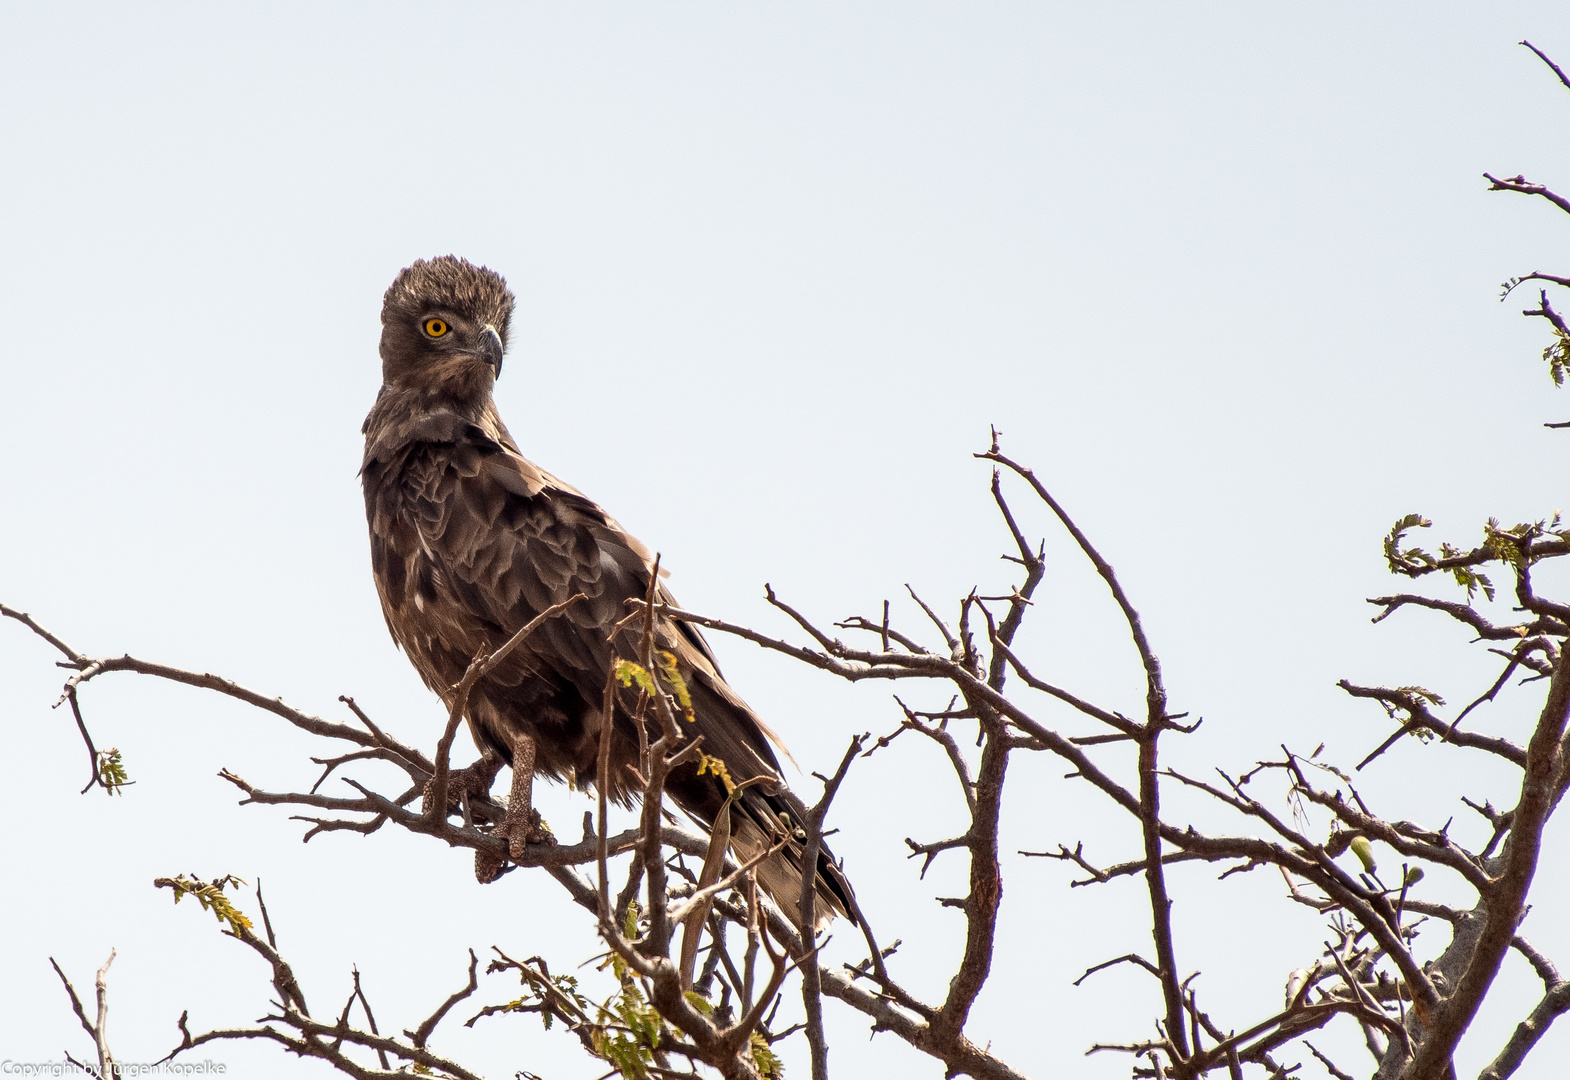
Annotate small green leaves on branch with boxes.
[614,658,656,696]
[749,1030,785,1079]
[1384,514,1435,576]
[1543,325,1570,386]
[478,944,686,1080]
[1382,514,1496,599]
[1381,513,1570,596]
[1483,515,1570,570]
[1520,287,1570,387]
[1395,686,1445,708]
[655,651,696,723]
[616,653,697,724]
[1448,560,1496,603]
[154,874,254,936]
[591,979,664,1080]
[696,752,738,797]
[96,748,129,795]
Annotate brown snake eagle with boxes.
[361,255,852,928]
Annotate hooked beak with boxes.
[475,326,505,377]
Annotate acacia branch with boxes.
[1,603,89,664]
[407,949,480,1050]
[1476,977,1570,1080]
[1338,681,1527,769]
[1405,650,1570,1078]
[1161,769,1439,1013]
[1367,593,1558,640]
[983,467,1047,694]
[1522,39,1570,93]
[1400,900,1559,989]
[976,436,1187,1066]
[1073,953,1161,986]
[1385,533,1569,580]
[986,628,1139,736]
[890,697,978,814]
[1486,173,1570,217]
[50,952,117,1078]
[797,735,864,1080]
[974,439,1167,716]
[1284,777,1490,893]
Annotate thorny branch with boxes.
[151,879,489,1080]
[12,399,1570,1080]
[14,400,1570,1080]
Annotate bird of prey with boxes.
[361,255,852,928]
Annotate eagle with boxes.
[360,255,852,928]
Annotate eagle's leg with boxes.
[500,730,555,860]
[422,753,505,815]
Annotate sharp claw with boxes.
[500,809,555,861]
[475,849,506,883]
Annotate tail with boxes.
[729,785,857,933]
[655,664,857,931]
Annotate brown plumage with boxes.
[361,255,852,928]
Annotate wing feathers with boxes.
[363,400,849,924]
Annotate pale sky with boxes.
[4,5,1570,1079]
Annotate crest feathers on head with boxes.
[382,255,514,342]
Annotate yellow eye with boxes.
[424,318,449,337]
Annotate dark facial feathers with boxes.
[377,256,515,397]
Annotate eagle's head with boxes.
[379,255,516,400]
